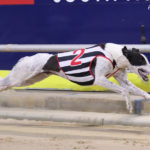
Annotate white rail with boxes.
[0,44,150,52]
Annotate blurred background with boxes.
[0,0,150,44]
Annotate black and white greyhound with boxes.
[0,43,150,113]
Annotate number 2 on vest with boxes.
[71,49,85,66]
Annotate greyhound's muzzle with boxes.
[138,68,149,82]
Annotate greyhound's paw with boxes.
[128,105,133,114]
[121,90,133,113]
[144,93,150,101]
[126,101,133,114]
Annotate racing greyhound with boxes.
[0,43,150,113]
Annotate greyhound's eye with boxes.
[139,69,146,73]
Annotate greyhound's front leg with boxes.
[114,69,150,101]
[117,79,150,101]
[94,76,132,113]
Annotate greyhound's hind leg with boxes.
[0,53,52,91]
[0,72,51,91]
[21,72,51,86]
[0,77,12,91]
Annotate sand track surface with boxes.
[0,119,150,150]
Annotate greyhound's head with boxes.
[122,46,150,82]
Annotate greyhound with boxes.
[0,43,150,113]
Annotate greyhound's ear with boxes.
[100,43,106,49]
[122,46,129,57]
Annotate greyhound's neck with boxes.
[105,43,124,61]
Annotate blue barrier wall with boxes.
[0,0,150,44]
[0,0,150,69]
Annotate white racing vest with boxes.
[57,46,115,86]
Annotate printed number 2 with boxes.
[71,49,85,66]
